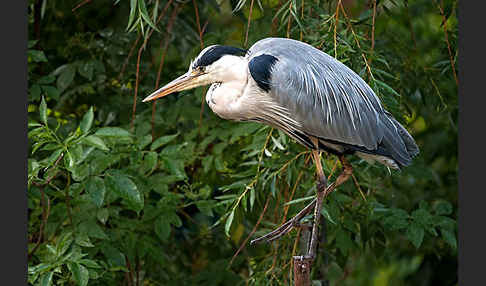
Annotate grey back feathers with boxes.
[245,38,419,168]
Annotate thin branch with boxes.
[193,0,208,135]
[286,1,293,38]
[72,0,92,12]
[229,192,272,267]
[334,0,341,57]
[436,0,458,86]
[119,34,142,80]
[245,0,256,47]
[131,0,175,131]
[370,0,377,52]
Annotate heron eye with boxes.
[197,66,205,73]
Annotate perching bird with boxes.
[143,38,419,252]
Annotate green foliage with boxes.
[28,0,457,285]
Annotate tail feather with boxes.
[381,112,419,168]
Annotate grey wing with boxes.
[248,37,386,151]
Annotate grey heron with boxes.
[143,37,419,258]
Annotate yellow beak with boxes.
[142,72,202,102]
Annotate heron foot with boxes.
[250,198,317,245]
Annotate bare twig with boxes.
[436,0,458,86]
[334,0,341,57]
[131,0,175,131]
[286,1,293,38]
[119,34,142,80]
[229,192,272,267]
[370,0,377,52]
[245,0,256,47]
[193,0,208,134]
[72,0,92,12]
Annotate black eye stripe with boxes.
[193,45,247,68]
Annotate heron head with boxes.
[142,45,247,102]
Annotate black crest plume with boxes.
[193,45,247,68]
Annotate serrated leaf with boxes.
[106,173,144,213]
[86,176,106,207]
[406,222,425,248]
[95,127,132,137]
[150,133,179,151]
[80,107,94,133]
[82,135,109,151]
[39,96,47,124]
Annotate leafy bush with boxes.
[28,0,457,285]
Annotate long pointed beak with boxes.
[142,72,200,102]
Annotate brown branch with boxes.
[286,1,293,38]
[245,0,256,47]
[119,34,142,80]
[193,0,207,135]
[229,192,272,267]
[436,0,458,86]
[370,0,377,52]
[27,187,51,260]
[72,0,92,12]
[131,0,175,131]
[151,0,176,139]
[334,0,341,57]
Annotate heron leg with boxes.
[250,154,353,246]
[305,154,353,260]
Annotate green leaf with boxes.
[39,96,47,124]
[28,50,48,62]
[440,228,457,249]
[141,151,158,174]
[86,176,106,208]
[37,75,56,84]
[68,262,89,286]
[57,64,76,93]
[406,222,425,248]
[225,210,235,237]
[150,133,179,151]
[38,271,54,286]
[95,127,132,137]
[75,233,95,247]
[155,216,171,241]
[45,149,63,166]
[138,0,160,32]
[126,0,138,31]
[97,208,109,224]
[80,107,94,133]
[78,60,95,80]
[41,86,60,101]
[82,135,109,151]
[106,173,144,213]
[29,84,41,101]
[432,200,453,215]
[375,79,400,97]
